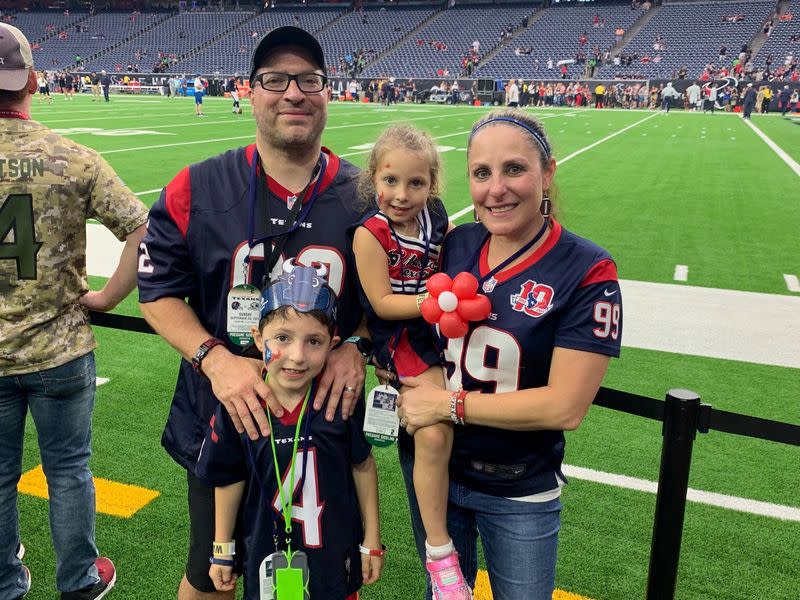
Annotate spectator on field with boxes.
[0,23,148,600]
[660,81,677,112]
[779,84,792,115]
[198,268,383,599]
[137,27,372,600]
[742,83,756,119]
[395,108,622,600]
[100,70,111,101]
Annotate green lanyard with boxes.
[264,375,312,551]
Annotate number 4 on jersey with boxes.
[272,448,325,548]
[0,194,43,280]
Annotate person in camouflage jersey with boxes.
[0,23,148,600]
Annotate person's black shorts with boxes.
[185,470,242,593]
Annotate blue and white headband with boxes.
[469,117,552,159]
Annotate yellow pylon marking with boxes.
[18,465,159,518]
[474,569,594,600]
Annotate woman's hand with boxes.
[396,376,448,435]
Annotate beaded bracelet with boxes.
[449,389,468,426]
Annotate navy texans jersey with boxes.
[351,199,448,376]
[440,220,622,497]
[196,383,372,600]
[137,145,366,471]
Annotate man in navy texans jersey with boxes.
[395,109,622,600]
[137,27,372,599]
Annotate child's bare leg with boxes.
[404,367,452,548]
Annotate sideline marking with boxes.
[742,118,800,178]
[85,218,800,369]
[564,465,800,522]
[18,465,159,518]
[135,188,161,196]
[620,279,800,369]
[450,112,659,221]
[674,264,689,281]
[130,130,475,198]
[475,571,592,599]
[96,377,110,386]
[784,274,800,293]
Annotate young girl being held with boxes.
[352,125,471,600]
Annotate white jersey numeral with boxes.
[592,301,620,340]
[231,243,345,296]
[272,448,325,548]
[137,242,154,274]
[443,326,521,393]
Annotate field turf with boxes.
[15,94,800,599]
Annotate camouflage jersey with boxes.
[0,117,149,376]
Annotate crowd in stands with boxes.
[721,14,747,24]
[333,49,372,78]
[4,3,800,87]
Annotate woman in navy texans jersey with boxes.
[395,109,623,600]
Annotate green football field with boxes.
[16,94,800,600]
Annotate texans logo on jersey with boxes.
[510,280,554,318]
[387,249,401,267]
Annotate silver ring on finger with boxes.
[344,385,356,393]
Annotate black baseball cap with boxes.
[249,26,325,82]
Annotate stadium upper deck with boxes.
[6,1,797,82]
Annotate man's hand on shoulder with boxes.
[313,341,365,421]
[202,346,279,439]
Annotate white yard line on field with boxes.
[784,274,800,293]
[564,465,800,522]
[99,112,475,155]
[673,265,689,282]
[87,216,800,369]
[449,112,659,221]
[742,118,800,178]
[130,129,475,193]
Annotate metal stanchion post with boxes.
[646,388,701,600]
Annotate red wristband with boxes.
[358,544,386,557]
[192,338,225,375]
[454,389,467,425]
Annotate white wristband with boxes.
[212,541,236,557]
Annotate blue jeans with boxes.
[399,441,562,600]
[0,353,100,597]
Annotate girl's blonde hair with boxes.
[357,124,443,208]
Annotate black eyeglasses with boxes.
[252,71,327,93]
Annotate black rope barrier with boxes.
[89,310,800,599]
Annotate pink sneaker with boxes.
[426,553,472,600]
[60,557,116,600]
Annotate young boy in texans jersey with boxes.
[197,264,383,599]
